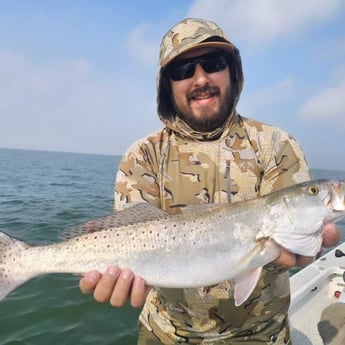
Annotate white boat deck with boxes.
[289,242,345,344]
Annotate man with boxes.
[80,18,340,344]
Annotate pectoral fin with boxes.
[233,239,281,306]
[233,267,262,306]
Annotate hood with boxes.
[157,18,244,140]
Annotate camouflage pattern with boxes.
[114,115,310,344]
[114,17,311,345]
[159,18,237,68]
[157,18,243,125]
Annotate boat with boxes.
[289,241,345,344]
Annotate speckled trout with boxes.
[1,179,344,306]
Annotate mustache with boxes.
[187,85,220,101]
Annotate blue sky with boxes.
[0,0,344,171]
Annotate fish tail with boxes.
[0,231,34,301]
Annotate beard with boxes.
[174,85,233,132]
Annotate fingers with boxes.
[272,247,315,268]
[272,247,296,268]
[108,268,134,307]
[78,266,148,308]
[322,223,340,248]
[295,255,315,267]
[130,276,149,307]
[79,270,102,294]
[94,266,122,304]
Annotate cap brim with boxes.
[162,41,236,67]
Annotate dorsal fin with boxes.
[60,202,169,239]
[179,203,228,214]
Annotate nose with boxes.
[192,63,210,85]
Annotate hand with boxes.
[79,265,149,308]
[273,223,341,268]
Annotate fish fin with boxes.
[238,239,281,269]
[232,240,281,306]
[60,202,169,239]
[233,267,262,307]
[0,231,36,301]
[179,203,228,214]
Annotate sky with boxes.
[0,0,344,171]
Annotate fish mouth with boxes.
[327,210,345,223]
[323,180,345,212]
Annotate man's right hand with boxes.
[79,265,148,308]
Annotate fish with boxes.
[0,179,344,306]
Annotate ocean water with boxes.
[0,148,344,344]
[0,148,140,345]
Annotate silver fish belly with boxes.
[0,179,344,306]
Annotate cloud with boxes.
[0,51,28,76]
[0,51,99,124]
[0,50,158,155]
[125,22,160,66]
[298,79,345,126]
[188,0,343,44]
[238,77,295,118]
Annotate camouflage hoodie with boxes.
[115,18,310,344]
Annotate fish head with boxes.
[281,179,345,225]
[268,179,345,257]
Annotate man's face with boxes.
[169,47,232,132]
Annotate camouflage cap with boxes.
[159,17,237,68]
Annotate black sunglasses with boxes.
[166,52,229,81]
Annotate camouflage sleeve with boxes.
[258,127,311,195]
[114,138,161,211]
[257,128,312,273]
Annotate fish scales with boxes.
[0,179,345,305]
[13,205,261,287]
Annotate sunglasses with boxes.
[166,52,229,81]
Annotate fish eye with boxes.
[307,186,319,195]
